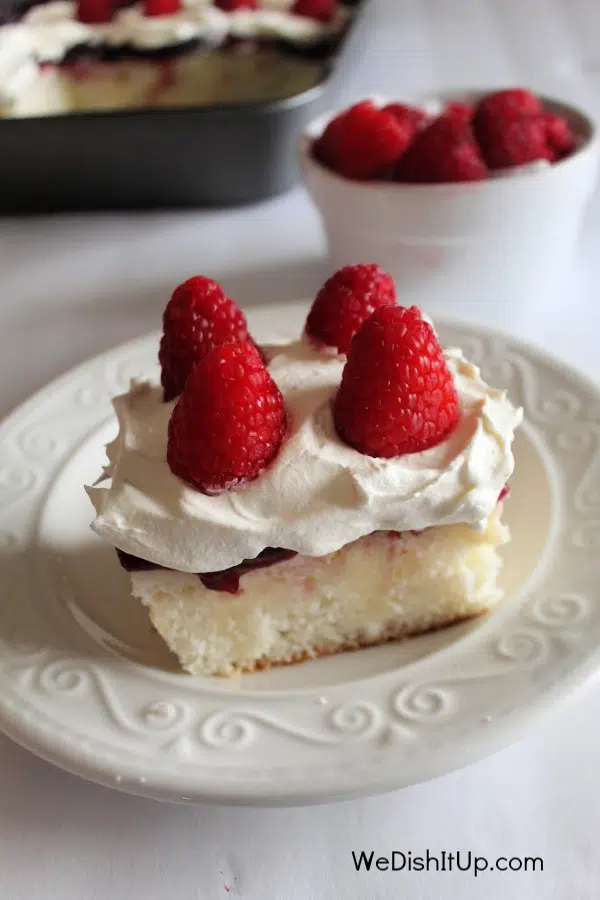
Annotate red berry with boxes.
[383,102,430,132]
[475,88,542,119]
[215,0,257,9]
[334,306,459,457]
[396,113,488,183]
[167,342,286,494]
[473,89,552,169]
[143,0,180,15]
[159,275,251,401]
[292,0,336,22]
[314,100,416,180]
[77,0,113,23]
[305,264,396,354]
[474,110,552,169]
[443,102,473,123]
[543,112,576,159]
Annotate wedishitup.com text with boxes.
[351,850,543,877]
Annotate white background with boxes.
[2,0,600,897]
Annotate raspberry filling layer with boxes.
[116,546,298,594]
[114,484,509,594]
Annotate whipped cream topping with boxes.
[22,1,108,60]
[0,0,347,107]
[0,25,39,103]
[106,3,229,51]
[87,336,522,573]
[226,7,348,43]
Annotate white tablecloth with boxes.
[2,1,600,897]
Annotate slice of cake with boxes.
[87,265,522,676]
[0,0,350,117]
[117,512,508,675]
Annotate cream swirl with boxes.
[106,3,229,50]
[87,337,522,573]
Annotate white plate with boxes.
[1,303,599,806]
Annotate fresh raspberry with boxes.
[473,89,552,169]
[143,0,180,15]
[313,100,415,180]
[292,0,336,22]
[167,341,286,493]
[77,0,113,23]
[475,88,542,119]
[443,102,473,123]
[543,112,576,159]
[474,111,552,169]
[395,113,488,183]
[383,102,430,132]
[334,306,460,457]
[215,0,257,10]
[305,264,396,354]
[159,275,251,401]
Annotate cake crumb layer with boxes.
[128,508,509,676]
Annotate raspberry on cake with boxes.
[333,305,459,456]
[143,0,183,17]
[87,269,522,677]
[305,263,396,353]
[77,0,114,25]
[293,0,337,24]
[215,0,257,10]
[167,340,286,493]
[159,275,251,400]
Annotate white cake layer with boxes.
[3,52,324,118]
[128,508,509,676]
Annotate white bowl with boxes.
[300,92,600,306]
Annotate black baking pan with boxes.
[0,0,368,212]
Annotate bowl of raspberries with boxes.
[300,88,599,307]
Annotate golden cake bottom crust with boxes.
[214,609,489,674]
